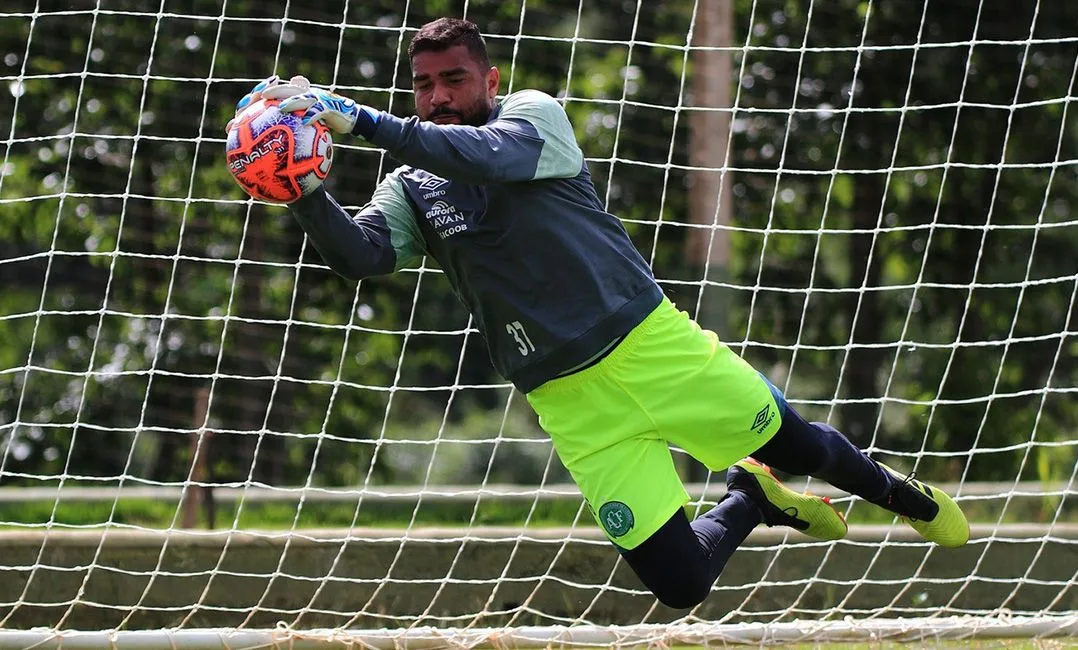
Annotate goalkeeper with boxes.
[231,17,969,609]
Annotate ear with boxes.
[486,66,500,100]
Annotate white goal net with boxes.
[0,0,1075,647]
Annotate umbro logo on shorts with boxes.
[751,404,775,432]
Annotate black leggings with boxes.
[620,402,893,609]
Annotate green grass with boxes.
[0,491,1071,530]
[663,643,1074,649]
[0,496,590,529]
[774,643,1069,649]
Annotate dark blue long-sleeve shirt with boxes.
[288,90,662,392]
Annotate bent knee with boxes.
[652,575,712,609]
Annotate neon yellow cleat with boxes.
[879,464,970,548]
[727,458,848,541]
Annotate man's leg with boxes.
[621,455,851,609]
[620,492,760,609]
[750,400,969,547]
[751,404,893,504]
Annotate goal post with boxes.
[0,522,1073,647]
[0,0,1075,647]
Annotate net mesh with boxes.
[0,0,1075,643]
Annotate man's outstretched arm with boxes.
[282,87,585,185]
[288,173,425,282]
[226,75,424,282]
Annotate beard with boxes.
[428,98,492,127]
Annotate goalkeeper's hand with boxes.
[277,79,382,139]
[225,74,310,133]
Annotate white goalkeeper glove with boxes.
[277,79,382,139]
[225,74,310,132]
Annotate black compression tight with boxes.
[619,402,892,609]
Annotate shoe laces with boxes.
[887,470,937,522]
[899,471,918,490]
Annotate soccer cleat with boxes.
[727,458,848,541]
[878,464,970,548]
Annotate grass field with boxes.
[0,488,1070,530]
[743,643,1071,649]
[668,643,1075,649]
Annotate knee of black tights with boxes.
[651,573,711,610]
[619,511,718,609]
[620,548,713,609]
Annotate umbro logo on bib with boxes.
[419,176,447,191]
[419,176,448,199]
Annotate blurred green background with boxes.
[0,0,1074,529]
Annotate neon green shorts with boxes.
[525,297,781,550]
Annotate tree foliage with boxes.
[0,0,1073,490]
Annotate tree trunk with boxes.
[840,174,886,445]
[685,0,734,342]
[682,0,734,482]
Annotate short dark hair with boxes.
[408,17,490,69]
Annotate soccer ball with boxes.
[226,98,333,204]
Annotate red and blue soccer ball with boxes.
[226,98,333,204]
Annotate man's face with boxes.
[412,45,499,127]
